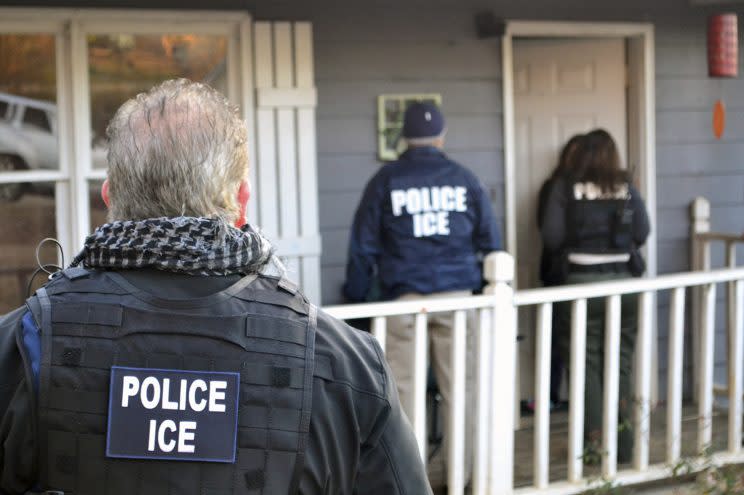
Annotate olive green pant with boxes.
[555,272,637,464]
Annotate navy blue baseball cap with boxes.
[402,102,445,139]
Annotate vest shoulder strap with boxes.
[288,303,317,494]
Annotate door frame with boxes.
[502,21,657,281]
[502,21,659,411]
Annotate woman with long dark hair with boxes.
[540,129,650,464]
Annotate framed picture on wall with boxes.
[377,93,442,161]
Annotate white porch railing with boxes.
[690,196,744,404]
[325,252,517,494]
[324,250,744,494]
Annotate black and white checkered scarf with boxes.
[70,217,283,277]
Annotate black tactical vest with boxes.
[26,267,316,495]
[567,181,634,255]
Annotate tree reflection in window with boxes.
[88,33,228,162]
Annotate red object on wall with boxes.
[708,14,738,78]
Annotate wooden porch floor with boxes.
[513,403,730,488]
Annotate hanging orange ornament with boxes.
[713,100,726,140]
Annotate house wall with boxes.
[247,0,744,397]
[3,0,744,396]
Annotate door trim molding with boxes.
[501,21,657,281]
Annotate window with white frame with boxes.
[0,10,254,313]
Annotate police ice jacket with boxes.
[344,146,502,302]
[0,268,431,495]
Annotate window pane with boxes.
[88,34,228,169]
[0,34,59,172]
[0,182,57,314]
[22,106,52,132]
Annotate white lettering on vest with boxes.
[573,182,629,200]
[177,421,197,453]
[148,419,157,451]
[157,419,177,452]
[119,375,231,412]
[189,379,208,412]
[147,419,198,454]
[179,378,188,410]
[161,379,179,410]
[121,376,139,407]
[208,381,227,412]
[141,377,161,410]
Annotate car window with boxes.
[21,107,52,132]
[0,100,8,120]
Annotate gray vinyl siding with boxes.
[301,4,744,400]
[654,17,744,398]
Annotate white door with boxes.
[513,38,627,399]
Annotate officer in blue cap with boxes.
[344,101,502,486]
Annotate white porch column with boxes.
[484,252,516,494]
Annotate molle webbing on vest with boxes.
[32,269,316,495]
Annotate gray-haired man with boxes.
[0,79,431,495]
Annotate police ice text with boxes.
[120,375,228,454]
[390,186,468,237]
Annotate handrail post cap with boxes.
[691,197,710,218]
[484,251,514,283]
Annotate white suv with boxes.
[0,92,107,201]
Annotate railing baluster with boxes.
[448,310,467,495]
[473,308,492,495]
[568,298,587,483]
[690,198,710,404]
[371,316,387,353]
[603,294,621,477]
[728,280,744,453]
[725,242,736,400]
[667,287,686,464]
[634,291,653,470]
[487,252,516,494]
[413,312,428,461]
[534,302,552,488]
[698,283,716,453]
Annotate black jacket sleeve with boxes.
[0,307,36,494]
[343,172,385,303]
[471,176,502,254]
[354,336,432,495]
[307,310,431,494]
[629,184,651,247]
[540,178,569,252]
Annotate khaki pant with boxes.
[386,291,475,488]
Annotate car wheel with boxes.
[0,155,27,202]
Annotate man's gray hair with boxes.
[105,78,248,224]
